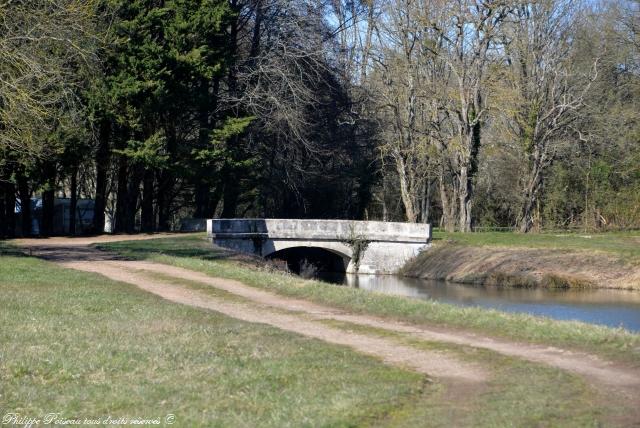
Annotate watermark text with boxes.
[2,412,175,426]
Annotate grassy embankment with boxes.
[433,230,640,259]
[97,235,640,365]
[401,230,640,289]
[0,240,616,426]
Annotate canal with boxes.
[319,273,640,332]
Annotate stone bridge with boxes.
[207,219,431,274]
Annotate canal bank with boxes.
[90,231,640,332]
[400,236,640,290]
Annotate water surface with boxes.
[319,273,640,332]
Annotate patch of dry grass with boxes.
[402,244,639,289]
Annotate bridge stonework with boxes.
[207,219,432,274]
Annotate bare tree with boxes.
[368,0,508,229]
[500,0,597,232]
[367,0,446,223]
[227,0,336,155]
[428,0,511,231]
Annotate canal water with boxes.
[319,273,640,332]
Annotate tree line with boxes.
[0,0,638,237]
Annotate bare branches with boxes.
[364,0,510,228]
[495,0,598,231]
[225,0,333,156]
[0,0,100,159]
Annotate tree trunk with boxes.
[458,165,472,232]
[124,165,143,233]
[249,0,263,59]
[92,119,110,234]
[5,182,16,238]
[457,123,481,232]
[41,163,56,236]
[394,152,417,223]
[208,181,223,217]
[0,181,6,237]
[156,172,167,230]
[41,189,55,236]
[360,2,375,81]
[141,169,155,233]
[438,166,457,232]
[0,180,14,238]
[221,168,239,218]
[518,138,548,233]
[420,179,433,224]
[382,199,388,222]
[157,120,178,231]
[219,1,242,221]
[17,175,31,236]
[519,160,544,233]
[114,155,129,233]
[194,182,210,218]
[156,168,175,230]
[194,76,211,220]
[69,166,78,235]
[0,183,5,237]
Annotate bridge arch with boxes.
[263,240,352,277]
[261,239,352,260]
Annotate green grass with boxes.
[0,251,429,427]
[135,265,612,426]
[433,230,640,263]
[0,239,629,426]
[318,320,610,427]
[97,235,640,365]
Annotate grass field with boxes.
[97,235,640,365]
[0,246,427,426]
[0,240,622,426]
[433,230,640,263]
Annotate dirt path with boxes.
[93,259,640,389]
[12,234,181,247]
[61,260,486,383]
[15,237,640,416]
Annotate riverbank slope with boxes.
[401,232,640,289]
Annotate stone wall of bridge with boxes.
[207,219,431,274]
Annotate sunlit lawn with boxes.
[433,230,640,263]
[0,240,629,426]
[0,246,424,427]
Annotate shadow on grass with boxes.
[141,247,231,261]
[0,241,28,257]
[96,241,238,263]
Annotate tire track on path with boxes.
[62,260,488,383]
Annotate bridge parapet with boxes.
[207,218,431,243]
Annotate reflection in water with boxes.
[318,273,640,332]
